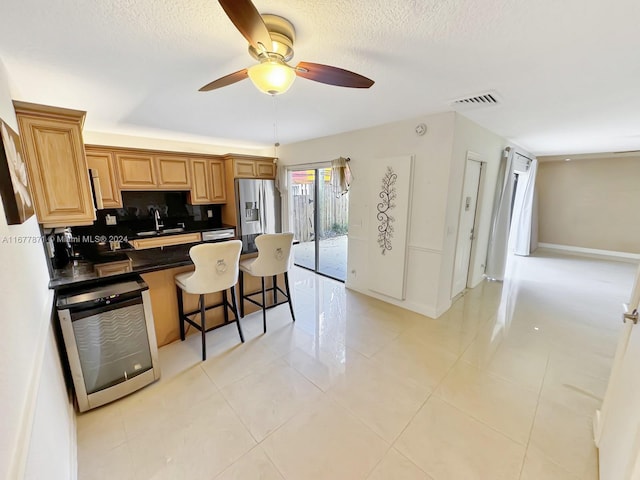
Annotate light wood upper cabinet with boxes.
[156,155,190,189]
[210,160,226,202]
[115,151,192,190]
[228,155,277,179]
[221,155,275,227]
[85,147,122,208]
[13,101,96,227]
[256,160,276,178]
[114,152,156,189]
[233,159,257,178]
[188,158,226,204]
[189,158,211,204]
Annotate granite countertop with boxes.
[49,234,261,291]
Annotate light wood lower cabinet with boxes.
[85,147,122,208]
[130,232,201,250]
[14,101,96,227]
[141,264,284,347]
[94,259,132,277]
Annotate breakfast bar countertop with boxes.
[49,234,264,291]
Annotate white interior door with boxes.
[452,159,482,298]
[598,321,640,480]
[597,264,640,480]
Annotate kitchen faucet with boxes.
[153,209,164,231]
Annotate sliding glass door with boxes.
[291,169,316,271]
[290,168,349,281]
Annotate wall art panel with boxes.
[367,155,414,300]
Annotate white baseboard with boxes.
[345,283,440,318]
[593,409,602,447]
[8,291,55,480]
[538,243,640,263]
[69,399,78,480]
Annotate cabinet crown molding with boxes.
[13,100,86,126]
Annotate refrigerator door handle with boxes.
[259,180,265,233]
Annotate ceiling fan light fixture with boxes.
[247,59,296,95]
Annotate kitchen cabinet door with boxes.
[188,158,226,205]
[85,147,122,208]
[156,155,191,189]
[14,102,96,227]
[229,156,276,179]
[256,160,276,179]
[115,152,156,189]
[131,232,201,250]
[233,159,257,178]
[210,159,226,203]
[189,158,211,204]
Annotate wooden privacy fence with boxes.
[291,182,349,242]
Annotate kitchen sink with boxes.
[136,227,185,237]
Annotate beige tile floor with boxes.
[76,251,636,479]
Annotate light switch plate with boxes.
[105,214,117,225]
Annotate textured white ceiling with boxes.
[0,0,639,155]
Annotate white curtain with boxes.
[275,163,288,195]
[330,157,352,196]
[512,158,538,256]
[485,148,515,281]
[486,148,539,280]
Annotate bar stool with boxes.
[175,240,243,361]
[239,233,295,333]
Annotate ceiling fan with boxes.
[199,0,375,95]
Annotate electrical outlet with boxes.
[105,214,117,225]
[207,209,213,218]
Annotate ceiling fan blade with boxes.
[199,69,248,91]
[295,62,374,89]
[218,0,272,53]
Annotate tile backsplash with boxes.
[95,191,221,225]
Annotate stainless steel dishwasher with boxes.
[56,276,160,412]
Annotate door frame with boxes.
[289,166,348,282]
[451,152,486,299]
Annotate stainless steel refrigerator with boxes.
[235,179,281,236]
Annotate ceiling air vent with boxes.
[450,91,501,109]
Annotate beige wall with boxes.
[279,112,507,317]
[537,155,640,253]
[84,130,270,156]
[0,59,74,479]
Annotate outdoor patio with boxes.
[293,235,348,281]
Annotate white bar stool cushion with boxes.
[239,233,294,277]
[238,233,295,333]
[176,240,242,294]
[174,240,244,361]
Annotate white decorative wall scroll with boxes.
[368,155,414,300]
[376,166,397,255]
